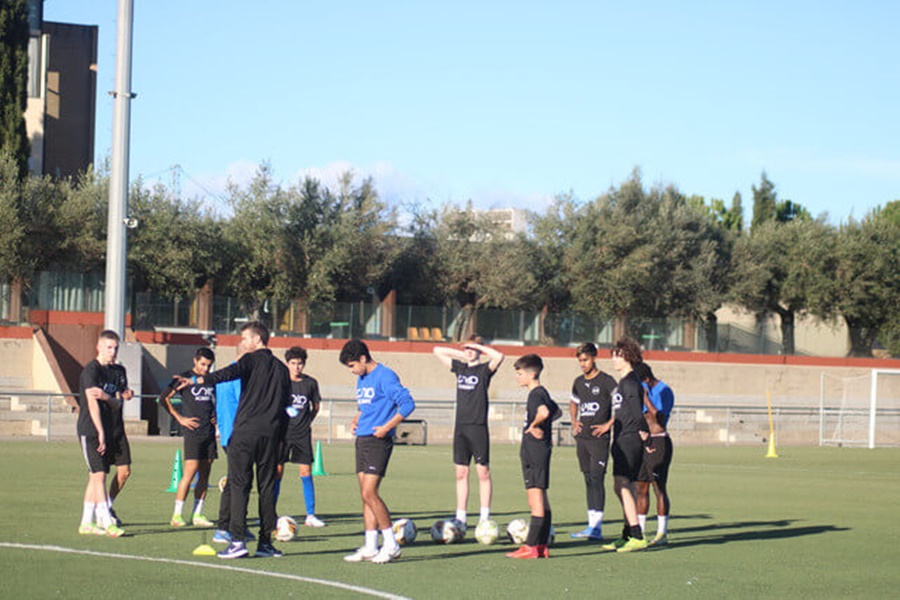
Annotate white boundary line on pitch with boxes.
[0,543,412,600]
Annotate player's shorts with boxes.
[107,429,131,466]
[79,435,109,474]
[520,438,552,490]
[637,433,673,484]
[611,432,644,481]
[453,424,490,466]
[356,435,394,477]
[576,434,610,475]
[282,432,314,465]
[184,430,219,461]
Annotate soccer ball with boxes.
[506,518,529,545]
[430,519,463,544]
[274,515,298,542]
[474,519,499,545]
[392,518,418,545]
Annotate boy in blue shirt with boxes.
[339,339,416,564]
[633,361,674,545]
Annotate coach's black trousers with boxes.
[226,432,279,544]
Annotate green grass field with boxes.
[1,439,898,599]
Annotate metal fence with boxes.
[4,392,898,448]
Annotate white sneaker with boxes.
[371,545,401,564]
[343,546,378,563]
[305,515,326,528]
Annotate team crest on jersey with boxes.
[612,388,623,410]
[291,394,308,409]
[591,386,601,395]
[357,387,375,405]
[191,386,214,401]
[457,374,479,391]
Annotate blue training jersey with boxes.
[355,363,415,437]
[641,380,675,428]
[215,365,241,448]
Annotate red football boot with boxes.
[536,544,550,558]
[506,545,540,559]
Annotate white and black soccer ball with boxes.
[506,518,529,545]
[274,515,298,542]
[474,519,500,545]
[430,519,463,544]
[392,518,418,545]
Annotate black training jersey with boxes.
[612,371,650,438]
[523,385,560,447]
[77,359,119,437]
[571,371,616,438]
[451,359,494,426]
[286,375,321,440]
[204,348,291,437]
[166,370,216,434]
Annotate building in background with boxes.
[23,0,97,178]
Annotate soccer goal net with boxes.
[819,369,900,448]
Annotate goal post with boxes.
[820,369,900,448]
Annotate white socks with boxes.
[479,507,490,522]
[364,530,379,552]
[455,509,467,524]
[174,500,184,516]
[588,510,603,529]
[193,499,204,516]
[638,514,647,534]
[81,502,95,526]
[657,515,668,535]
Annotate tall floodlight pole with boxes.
[104,0,135,336]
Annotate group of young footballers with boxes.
[75,324,673,563]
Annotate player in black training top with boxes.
[75,330,127,537]
[602,337,651,553]
[569,342,617,541]
[160,347,218,528]
[433,334,505,530]
[275,346,326,528]
[174,321,291,560]
[507,354,561,560]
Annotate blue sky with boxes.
[44,0,899,223]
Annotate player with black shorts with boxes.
[75,330,126,538]
[433,335,505,529]
[633,361,674,546]
[160,347,218,528]
[104,351,133,527]
[569,342,617,541]
[340,339,416,565]
[507,354,561,560]
[602,337,651,553]
[276,346,326,528]
[176,321,291,560]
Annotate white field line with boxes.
[0,542,413,600]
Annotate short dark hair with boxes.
[195,347,215,362]
[632,361,654,382]
[575,342,597,357]
[99,329,120,342]
[611,337,643,365]
[467,334,484,344]
[339,339,371,365]
[285,346,308,363]
[241,321,269,346]
[513,353,543,375]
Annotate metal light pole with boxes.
[104,0,135,336]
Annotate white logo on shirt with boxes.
[357,387,375,405]
[457,374,479,391]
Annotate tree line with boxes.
[1,152,898,357]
